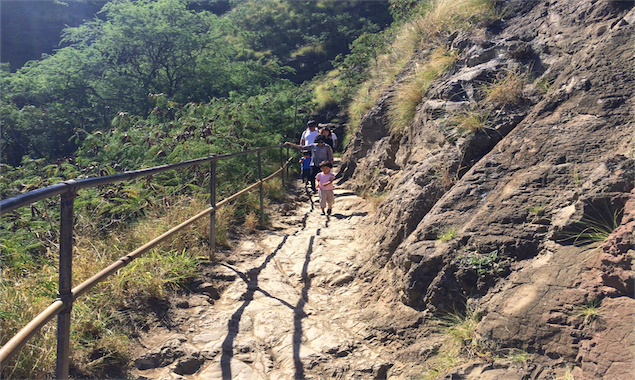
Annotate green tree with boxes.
[226,0,391,81]
[331,31,389,102]
[61,0,238,107]
[388,0,428,22]
[1,0,283,165]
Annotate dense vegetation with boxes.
[0,83,313,379]
[226,0,392,82]
[0,0,391,167]
[2,1,273,166]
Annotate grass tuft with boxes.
[419,350,463,380]
[437,225,458,242]
[347,0,498,131]
[564,203,623,247]
[423,0,498,38]
[507,347,533,364]
[451,108,490,133]
[244,211,259,232]
[483,69,525,106]
[439,305,483,354]
[264,177,285,201]
[348,81,380,127]
[459,249,501,276]
[359,189,386,211]
[115,249,199,298]
[214,203,235,247]
[573,211,621,246]
[534,76,554,94]
[314,80,339,111]
[421,304,486,378]
[433,164,457,188]
[576,298,602,325]
[527,203,545,215]
[0,278,58,379]
[556,365,577,380]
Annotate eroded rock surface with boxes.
[337,0,634,379]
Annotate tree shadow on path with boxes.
[293,229,319,379]
[219,227,319,380]
[219,235,290,379]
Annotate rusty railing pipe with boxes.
[0,158,292,368]
[55,189,76,379]
[0,145,284,217]
[258,151,264,225]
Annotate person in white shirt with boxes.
[300,120,319,146]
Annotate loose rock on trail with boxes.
[130,187,423,380]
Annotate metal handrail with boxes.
[0,145,283,216]
[0,145,292,378]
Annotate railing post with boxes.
[210,160,216,257]
[293,95,298,141]
[280,146,285,189]
[257,150,264,226]
[286,146,290,179]
[56,189,76,380]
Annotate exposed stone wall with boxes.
[338,1,634,378]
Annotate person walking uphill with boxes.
[319,126,335,150]
[286,135,334,194]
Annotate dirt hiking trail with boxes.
[131,187,425,380]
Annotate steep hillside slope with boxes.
[0,1,104,70]
[338,0,634,378]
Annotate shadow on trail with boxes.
[218,262,297,312]
[219,236,289,380]
[317,210,368,227]
[219,226,320,380]
[294,228,319,379]
[330,211,368,220]
[334,191,356,197]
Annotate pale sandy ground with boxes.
[131,188,422,380]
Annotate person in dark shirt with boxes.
[285,135,334,194]
[319,126,335,149]
[299,150,315,192]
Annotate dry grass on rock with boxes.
[388,47,458,132]
[483,69,526,106]
[348,0,499,131]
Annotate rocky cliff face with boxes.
[338,0,634,378]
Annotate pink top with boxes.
[316,172,335,191]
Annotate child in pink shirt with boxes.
[316,161,335,215]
